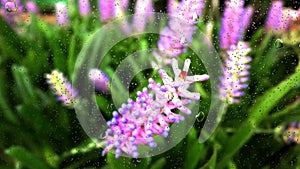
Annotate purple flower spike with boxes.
[154,0,205,68]
[219,0,253,50]
[102,59,209,158]
[266,1,285,32]
[55,2,69,26]
[133,0,154,32]
[167,0,178,15]
[78,0,90,16]
[99,0,114,21]
[88,68,110,93]
[46,70,78,107]
[26,1,39,14]
[99,0,128,21]
[219,41,251,104]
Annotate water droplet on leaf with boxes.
[274,39,283,48]
[195,112,205,122]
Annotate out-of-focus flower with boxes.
[283,122,300,144]
[154,0,204,68]
[133,0,154,32]
[88,69,110,93]
[219,0,253,50]
[266,1,300,34]
[78,0,90,16]
[55,2,69,26]
[0,0,18,26]
[4,0,17,12]
[102,59,209,158]
[167,0,178,15]
[46,70,78,107]
[2,0,22,12]
[265,1,283,32]
[219,41,251,104]
[99,0,128,21]
[115,0,129,18]
[25,1,39,14]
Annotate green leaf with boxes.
[0,71,17,123]
[184,127,205,169]
[149,158,166,169]
[0,17,27,59]
[217,67,300,168]
[12,65,35,104]
[5,146,53,169]
[200,145,218,169]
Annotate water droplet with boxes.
[180,37,187,44]
[195,112,205,122]
[5,1,18,13]
[274,39,283,48]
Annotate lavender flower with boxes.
[167,0,178,15]
[2,0,23,12]
[102,59,209,158]
[265,1,283,32]
[98,0,115,21]
[219,41,251,104]
[283,122,300,144]
[4,0,17,12]
[25,1,39,14]
[265,1,299,33]
[115,0,129,18]
[219,0,253,50]
[88,68,110,93]
[55,2,69,26]
[154,0,204,68]
[133,0,154,32]
[46,70,78,107]
[0,0,18,26]
[99,0,128,21]
[78,0,90,16]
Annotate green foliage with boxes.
[0,1,300,169]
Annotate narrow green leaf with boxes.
[218,67,300,168]
[5,146,53,169]
[149,158,166,169]
[12,65,35,104]
[0,71,17,123]
[184,127,205,169]
[200,145,218,169]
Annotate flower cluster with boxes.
[0,0,19,26]
[88,68,110,93]
[133,0,154,32]
[99,0,128,22]
[218,41,251,104]
[266,1,299,33]
[283,122,300,144]
[219,0,253,50]
[153,0,205,68]
[2,0,22,12]
[78,0,90,16]
[102,59,209,158]
[55,2,69,26]
[46,70,78,107]
[25,1,39,14]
